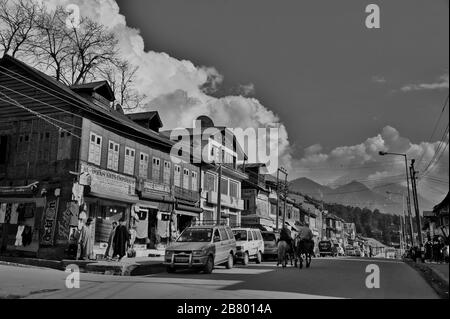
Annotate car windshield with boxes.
[262,233,276,241]
[177,228,212,242]
[233,230,247,241]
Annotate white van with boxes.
[232,228,265,265]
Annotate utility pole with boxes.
[276,168,279,230]
[275,167,288,231]
[216,163,222,226]
[282,172,288,226]
[410,159,423,246]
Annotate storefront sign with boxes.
[40,198,59,245]
[142,180,170,195]
[80,162,136,197]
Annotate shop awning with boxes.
[174,210,200,217]
[176,204,202,214]
[87,192,139,204]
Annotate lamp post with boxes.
[386,191,407,253]
[379,151,415,246]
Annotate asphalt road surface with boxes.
[0,257,439,299]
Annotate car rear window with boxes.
[262,232,275,241]
[226,228,234,240]
[233,230,247,241]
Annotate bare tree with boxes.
[100,60,147,110]
[33,6,72,83]
[0,0,41,57]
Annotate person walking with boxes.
[77,217,94,260]
[105,221,117,260]
[113,218,130,261]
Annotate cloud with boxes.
[40,0,293,169]
[291,126,449,199]
[401,73,449,92]
[237,83,256,96]
[372,76,386,83]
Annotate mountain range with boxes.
[288,177,436,216]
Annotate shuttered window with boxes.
[124,147,135,175]
[88,132,102,165]
[107,141,119,171]
[139,152,149,178]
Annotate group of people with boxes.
[424,235,448,264]
[73,215,133,261]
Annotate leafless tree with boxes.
[101,60,147,110]
[0,0,41,58]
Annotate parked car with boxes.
[261,231,279,260]
[345,246,356,256]
[232,228,265,265]
[164,225,236,274]
[318,240,337,257]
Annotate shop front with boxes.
[241,214,275,231]
[0,185,44,257]
[79,162,138,258]
[135,178,175,249]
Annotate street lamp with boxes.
[379,151,415,246]
[386,191,408,253]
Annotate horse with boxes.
[295,236,314,269]
[277,240,289,267]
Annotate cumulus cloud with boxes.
[41,0,292,169]
[401,73,449,92]
[292,126,449,199]
[237,83,256,96]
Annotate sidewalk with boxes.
[1,253,166,277]
[405,259,449,299]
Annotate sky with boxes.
[41,0,448,204]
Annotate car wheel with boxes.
[243,252,249,266]
[203,256,214,274]
[256,251,262,264]
[225,254,234,269]
[166,266,176,273]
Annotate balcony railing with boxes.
[174,186,200,202]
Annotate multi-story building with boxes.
[344,222,357,247]
[0,55,201,259]
[162,116,247,227]
[240,164,274,231]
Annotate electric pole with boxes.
[275,167,288,231]
[216,163,222,225]
[282,171,288,226]
[410,159,423,246]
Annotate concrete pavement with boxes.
[0,257,440,299]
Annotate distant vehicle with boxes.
[261,231,279,260]
[345,246,356,256]
[354,246,362,257]
[385,248,396,259]
[232,228,265,265]
[319,240,337,257]
[164,225,236,274]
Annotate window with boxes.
[163,161,171,185]
[0,135,7,164]
[219,228,228,240]
[139,152,149,178]
[174,165,181,187]
[152,157,161,181]
[191,171,198,191]
[57,131,73,161]
[204,172,216,192]
[220,177,228,195]
[107,141,120,171]
[88,132,102,165]
[124,147,135,175]
[183,168,190,189]
[229,180,238,198]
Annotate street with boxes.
[0,257,439,299]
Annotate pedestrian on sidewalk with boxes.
[77,217,94,260]
[105,221,118,260]
[113,218,130,261]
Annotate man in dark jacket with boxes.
[113,218,130,261]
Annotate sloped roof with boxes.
[127,111,163,127]
[70,80,115,102]
[0,55,173,149]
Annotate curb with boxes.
[405,259,449,299]
[1,256,166,276]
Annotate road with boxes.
[0,257,439,299]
